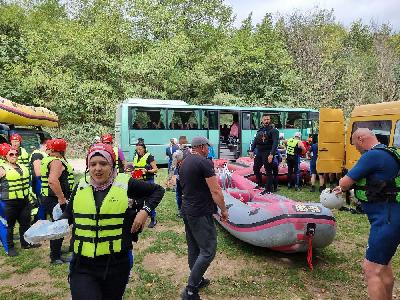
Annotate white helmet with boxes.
[320,188,344,209]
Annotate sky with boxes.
[224,0,400,31]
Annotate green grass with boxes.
[0,169,395,299]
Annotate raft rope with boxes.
[306,223,316,270]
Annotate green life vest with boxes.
[72,173,130,258]
[41,156,75,198]
[133,152,151,180]
[0,163,30,200]
[17,147,29,168]
[354,146,400,203]
[286,138,299,156]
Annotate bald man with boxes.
[333,128,400,300]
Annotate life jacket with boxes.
[133,152,151,180]
[354,146,400,203]
[41,156,75,198]
[0,163,30,200]
[286,138,299,156]
[72,174,130,258]
[17,147,30,168]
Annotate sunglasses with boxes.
[8,152,19,157]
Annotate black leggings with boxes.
[69,259,131,300]
[3,199,31,248]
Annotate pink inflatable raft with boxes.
[214,159,336,266]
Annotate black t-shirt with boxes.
[179,154,216,217]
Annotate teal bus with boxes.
[115,98,319,164]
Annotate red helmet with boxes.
[48,138,67,152]
[131,169,143,179]
[46,139,54,150]
[87,143,116,167]
[0,143,11,158]
[101,134,113,144]
[10,134,22,143]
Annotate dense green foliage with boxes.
[1,0,400,127]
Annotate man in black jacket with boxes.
[249,114,279,194]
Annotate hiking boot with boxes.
[294,186,300,191]
[148,219,157,228]
[7,248,17,257]
[22,243,41,249]
[310,186,316,192]
[198,277,210,289]
[180,288,200,300]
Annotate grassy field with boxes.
[0,170,399,299]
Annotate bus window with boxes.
[351,120,392,146]
[394,120,400,148]
[130,108,166,129]
[168,109,200,130]
[242,112,251,130]
[286,112,305,128]
[201,111,208,129]
[261,113,280,128]
[208,111,219,130]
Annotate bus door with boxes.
[241,111,253,157]
[207,110,220,158]
[300,119,318,138]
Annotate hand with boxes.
[268,154,273,163]
[220,209,229,222]
[131,210,148,233]
[332,186,342,195]
[142,169,148,174]
[249,151,254,159]
[58,197,67,205]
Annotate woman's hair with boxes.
[136,142,147,152]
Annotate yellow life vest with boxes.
[72,174,129,258]
[0,163,30,200]
[41,156,75,197]
[133,152,151,180]
[17,147,29,168]
[286,138,299,156]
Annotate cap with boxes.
[10,134,22,142]
[191,136,211,147]
[294,132,302,138]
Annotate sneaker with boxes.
[295,186,300,191]
[260,189,271,195]
[198,277,210,289]
[7,248,17,257]
[319,185,327,193]
[287,184,292,189]
[180,288,200,300]
[148,219,157,228]
[176,212,183,218]
[51,259,65,265]
[310,186,316,192]
[22,244,41,249]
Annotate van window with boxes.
[351,120,392,146]
[393,120,400,148]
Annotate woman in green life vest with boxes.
[60,143,164,300]
[0,143,39,257]
[133,142,159,228]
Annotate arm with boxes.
[205,176,228,222]
[33,160,42,177]
[59,185,77,224]
[48,160,67,204]
[269,129,279,156]
[298,141,306,153]
[128,179,165,232]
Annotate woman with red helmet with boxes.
[0,143,40,256]
[9,133,30,168]
[100,134,127,173]
[58,143,164,299]
[40,138,75,264]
